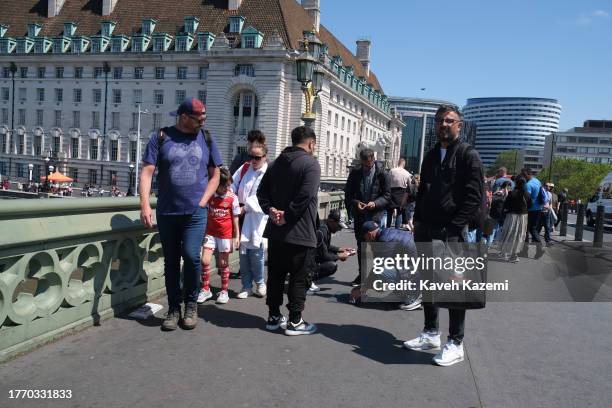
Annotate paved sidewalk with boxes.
[1,230,611,408]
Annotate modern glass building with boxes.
[389,97,455,173]
[463,97,561,167]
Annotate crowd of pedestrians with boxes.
[137,98,569,368]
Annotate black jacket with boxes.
[257,146,321,247]
[316,221,340,263]
[414,139,484,231]
[344,162,391,224]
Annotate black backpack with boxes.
[453,142,487,230]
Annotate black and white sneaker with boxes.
[265,315,287,331]
[284,319,317,336]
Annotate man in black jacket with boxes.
[403,105,484,367]
[257,126,320,336]
[309,210,352,293]
[344,148,391,285]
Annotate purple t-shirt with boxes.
[142,126,223,215]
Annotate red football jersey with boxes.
[206,191,240,238]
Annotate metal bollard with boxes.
[593,205,605,248]
[575,204,585,241]
[560,202,568,237]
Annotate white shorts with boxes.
[203,235,232,253]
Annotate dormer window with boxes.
[142,19,157,36]
[64,22,78,37]
[197,32,215,51]
[0,24,8,38]
[153,37,164,52]
[184,17,199,34]
[53,40,63,53]
[132,40,142,52]
[240,26,263,49]
[28,23,42,38]
[0,38,16,54]
[176,37,186,51]
[229,16,246,34]
[101,21,116,37]
[111,39,122,52]
[91,41,100,53]
[111,35,129,53]
[16,38,34,54]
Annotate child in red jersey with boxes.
[198,167,240,304]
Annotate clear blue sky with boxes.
[319,0,612,130]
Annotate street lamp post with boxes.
[44,156,50,190]
[135,104,150,196]
[295,32,324,128]
[128,163,135,196]
[28,163,33,183]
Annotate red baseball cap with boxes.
[170,97,206,117]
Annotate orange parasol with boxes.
[40,171,74,183]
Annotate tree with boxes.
[486,150,520,177]
[538,158,612,201]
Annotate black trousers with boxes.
[313,261,338,281]
[416,225,467,345]
[526,210,542,243]
[266,240,316,324]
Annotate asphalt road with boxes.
[562,213,612,243]
[1,230,611,408]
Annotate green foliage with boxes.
[538,158,612,201]
[486,150,520,177]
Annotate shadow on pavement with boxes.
[198,304,267,329]
[317,323,434,365]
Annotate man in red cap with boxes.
[140,98,223,331]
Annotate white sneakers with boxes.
[399,294,423,311]
[253,282,267,297]
[236,288,251,299]
[216,290,229,304]
[307,282,320,295]
[403,331,441,351]
[404,332,465,366]
[432,341,465,366]
[197,289,213,304]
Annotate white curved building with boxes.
[463,97,561,166]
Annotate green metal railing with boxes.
[0,192,346,362]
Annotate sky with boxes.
[319,0,612,130]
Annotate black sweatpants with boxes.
[313,261,338,281]
[266,240,316,324]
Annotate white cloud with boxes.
[593,10,609,18]
[577,10,609,25]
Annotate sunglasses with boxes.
[435,118,462,125]
[249,155,265,161]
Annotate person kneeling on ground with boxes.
[349,221,421,311]
[308,210,354,294]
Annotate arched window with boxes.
[233,91,258,135]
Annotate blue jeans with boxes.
[239,244,265,290]
[157,206,207,310]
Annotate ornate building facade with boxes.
[0,0,401,191]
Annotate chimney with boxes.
[301,0,320,32]
[356,38,371,77]
[228,0,243,11]
[48,0,66,18]
[102,0,119,16]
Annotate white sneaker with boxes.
[399,294,422,311]
[307,282,320,295]
[265,315,287,331]
[253,282,267,297]
[236,288,250,299]
[216,290,229,304]
[403,331,441,351]
[197,289,213,304]
[433,341,465,366]
[284,319,317,336]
